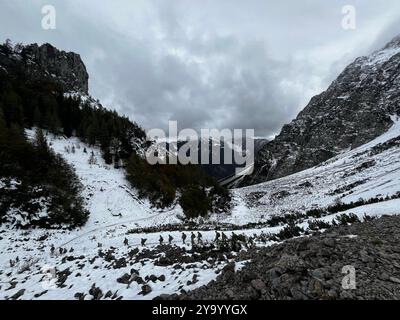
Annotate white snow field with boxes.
[215,116,400,225]
[0,132,241,300]
[0,117,400,300]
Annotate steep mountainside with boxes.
[220,116,400,226]
[1,38,400,300]
[1,116,399,300]
[243,35,400,186]
[0,41,89,94]
[0,41,231,225]
[0,42,150,228]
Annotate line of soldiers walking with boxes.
[136,231,204,247]
[152,232,205,246]
[135,230,254,250]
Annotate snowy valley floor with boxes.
[1,117,400,300]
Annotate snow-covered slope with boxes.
[1,116,400,300]
[245,35,400,186]
[0,134,226,300]
[44,132,182,228]
[218,116,400,225]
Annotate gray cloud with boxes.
[1,0,400,137]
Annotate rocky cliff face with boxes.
[0,42,89,94]
[242,35,400,186]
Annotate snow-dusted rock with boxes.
[244,35,400,186]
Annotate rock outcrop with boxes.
[0,42,89,94]
[171,215,400,300]
[243,35,400,186]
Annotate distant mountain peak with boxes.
[382,34,400,50]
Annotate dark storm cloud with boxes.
[1,0,400,137]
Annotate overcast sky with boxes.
[1,0,400,138]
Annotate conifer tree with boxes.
[1,39,13,55]
[2,90,23,125]
[33,106,42,127]
[33,127,52,171]
[0,109,7,149]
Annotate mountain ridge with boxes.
[0,41,89,94]
[241,35,400,186]
[1,36,400,300]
